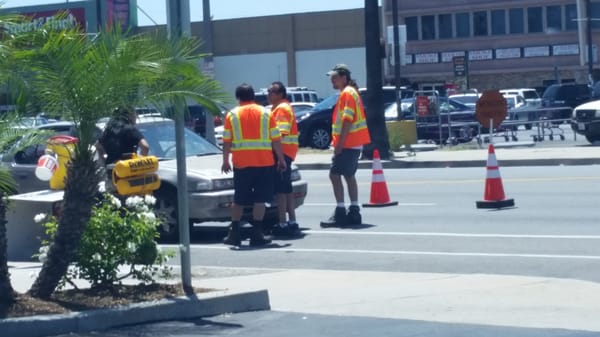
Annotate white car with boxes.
[499,88,541,107]
[502,93,526,110]
[2,116,309,241]
[448,93,481,109]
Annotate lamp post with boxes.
[166,0,193,294]
[586,0,594,84]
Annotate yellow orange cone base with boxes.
[476,144,515,209]
[363,149,398,208]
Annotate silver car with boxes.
[2,117,309,241]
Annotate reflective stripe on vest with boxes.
[229,106,272,151]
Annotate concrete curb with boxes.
[0,289,270,337]
[296,158,600,170]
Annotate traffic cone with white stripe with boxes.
[476,144,515,209]
[363,149,398,208]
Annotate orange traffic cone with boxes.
[476,144,515,209]
[363,149,398,208]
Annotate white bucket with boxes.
[35,154,59,181]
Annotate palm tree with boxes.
[10,24,227,298]
[0,10,38,304]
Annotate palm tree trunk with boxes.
[0,193,16,303]
[28,156,100,299]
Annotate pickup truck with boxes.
[571,100,600,143]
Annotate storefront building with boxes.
[382,0,600,94]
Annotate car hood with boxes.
[156,154,299,179]
[574,99,600,110]
[158,154,231,179]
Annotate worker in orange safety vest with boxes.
[267,81,302,237]
[320,64,371,228]
[221,83,287,247]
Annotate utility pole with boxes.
[166,0,192,294]
[364,0,390,159]
[202,0,216,144]
[586,0,594,84]
[392,0,401,119]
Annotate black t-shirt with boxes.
[99,117,144,164]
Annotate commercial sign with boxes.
[468,49,493,61]
[452,56,467,77]
[414,53,439,64]
[442,51,465,63]
[495,48,521,59]
[553,44,579,56]
[5,8,86,34]
[524,46,550,57]
[106,0,136,30]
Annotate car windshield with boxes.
[137,121,221,159]
[314,94,339,110]
[450,95,479,105]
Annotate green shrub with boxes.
[36,193,174,289]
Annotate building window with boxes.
[565,4,578,31]
[546,5,562,32]
[421,15,435,40]
[509,8,524,34]
[438,14,453,39]
[456,12,470,38]
[528,7,543,33]
[406,16,418,41]
[491,9,506,35]
[592,3,600,29]
[473,11,488,36]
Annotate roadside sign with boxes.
[416,96,429,116]
[475,90,507,129]
[453,56,467,77]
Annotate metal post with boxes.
[392,0,401,120]
[166,0,192,294]
[202,0,216,144]
[586,0,594,84]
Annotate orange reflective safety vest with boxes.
[222,102,282,168]
[271,100,299,160]
[331,86,371,148]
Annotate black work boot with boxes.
[320,207,347,228]
[223,221,242,246]
[249,220,272,246]
[347,205,362,225]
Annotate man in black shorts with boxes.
[221,84,286,246]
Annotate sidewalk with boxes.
[294,144,600,170]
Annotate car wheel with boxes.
[310,125,331,149]
[154,187,180,242]
[585,134,600,143]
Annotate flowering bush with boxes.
[36,193,174,289]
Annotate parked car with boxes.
[571,99,600,143]
[541,83,593,122]
[500,88,542,107]
[255,86,319,106]
[1,116,309,241]
[297,87,408,149]
[384,100,478,144]
[448,93,481,109]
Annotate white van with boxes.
[499,88,541,107]
[255,86,319,106]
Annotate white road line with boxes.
[302,203,436,207]
[175,245,600,260]
[303,231,600,239]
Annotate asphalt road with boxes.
[59,166,600,337]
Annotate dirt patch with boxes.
[0,283,211,319]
